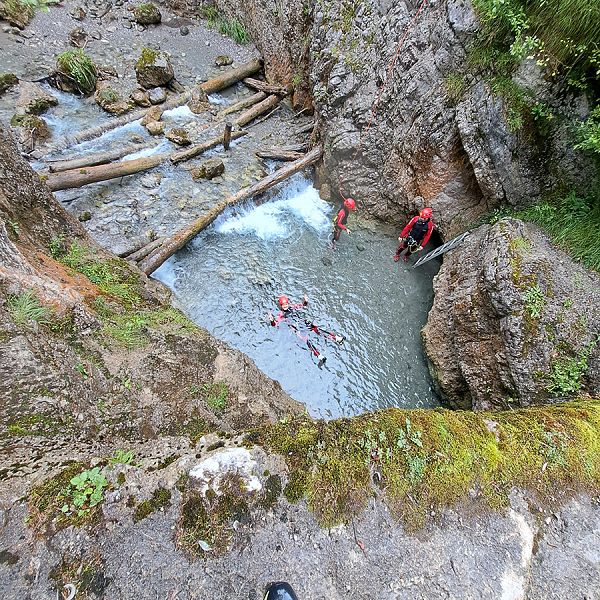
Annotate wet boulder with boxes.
[0,0,34,29]
[422,218,600,411]
[215,55,233,67]
[94,83,134,115]
[148,86,167,105]
[131,89,151,107]
[191,158,224,180]
[133,2,162,25]
[135,48,174,89]
[165,127,190,146]
[10,114,50,149]
[140,105,163,125]
[0,73,18,96]
[187,85,210,114]
[15,82,57,115]
[145,121,165,135]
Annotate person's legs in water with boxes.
[330,225,342,249]
[394,239,408,262]
[264,582,298,600]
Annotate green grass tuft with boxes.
[7,289,51,327]
[56,49,97,94]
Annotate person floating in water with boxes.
[267,294,344,367]
[394,206,434,263]
[330,196,357,249]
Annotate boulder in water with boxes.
[16,82,58,115]
[145,120,165,136]
[0,73,18,96]
[55,48,97,95]
[191,158,225,180]
[133,2,162,25]
[187,85,210,114]
[148,86,167,105]
[140,105,163,125]
[94,83,134,115]
[135,47,174,89]
[10,113,50,149]
[165,127,191,146]
[131,89,151,107]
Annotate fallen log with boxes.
[170,129,247,164]
[294,122,315,135]
[242,78,289,96]
[125,236,166,263]
[139,145,323,275]
[45,142,156,173]
[46,153,169,191]
[217,92,267,118]
[50,59,263,150]
[234,95,280,128]
[255,149,304,161]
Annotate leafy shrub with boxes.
[56,49,97,95]
[574,105,600,155]
[60,467,108,518]
[523,284,546,318]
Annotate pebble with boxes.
[180,25,189,36]
[205,41,210,46]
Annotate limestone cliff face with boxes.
[204,0,594,238]
[0,124,300,493]
[422,219,600,410]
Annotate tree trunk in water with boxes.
[255,149,305,161]
[233,95,280,127]
[125,236,166,262]
[45,142,156,172]
[217,92,267,118]
[49,59,263,150]
[242,78,289,95]
[139,145,323,275]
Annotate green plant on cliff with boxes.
[61,467,108,518]
[523,284,546,318]
[8,289,51,327]
[198,5,248,44]
[575,105,600,155]
[56,49,97,95]
[546,341,597,397]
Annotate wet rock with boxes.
[356,244,365,251]
[165,127,190,146]
[145,120,164,136]
[214,55,233,67]
[69,26,88,47]
[422,218,600,410]
[179,25,189,36]
[135,47,174,89]
[0,73,18,96]
[140,105,163,125]
[15,82,58,115]
[10,114,50,149]
[94,83,134,115]
[147,86,167,105]
[187,85,209,114]
[131,89,151,107]
[78,211,92,222]
[191,158,225,181]
[321,256,332,266]
[69,5,86,20]
[0,0,34,29]
[140,173,161,188]
[133,2,161,25]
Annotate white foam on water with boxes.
[122,139,170,160]
[214,176,331,240]
[207,93,228,105]
[153,257,178,287]
[162,105,194,123]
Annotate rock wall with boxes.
[202,0,595,237]
[0,123,300,497]
[422,218,600,410]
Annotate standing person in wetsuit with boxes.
[267,294,344,366]
[331,197,357,249]
[393,207,434,262]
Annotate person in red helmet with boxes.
[393,206,434,263]
[267,293,344,367]
[330,196,357,249]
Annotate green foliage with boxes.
[490,76,531,131]
[0,73,19,95]
[96,88,120,104]
[574,105,600,155]
[56,49,97,95]
[443,73,467,106]
[7,289,51,327]
[503,189,600,271]
[60,467,108,518]
[203,381,229,411]
[137,47,159,68]
[546,342,596,396]
[199,5,249,44]
[109,449,134,466]
[523,284,546,318]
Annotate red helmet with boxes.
[344,197,356,211]
[419,207,433,219]
[278,295,289,307]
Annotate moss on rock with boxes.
[133,487,172,522]
[0,73,18,96]
[133,2,161,25]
